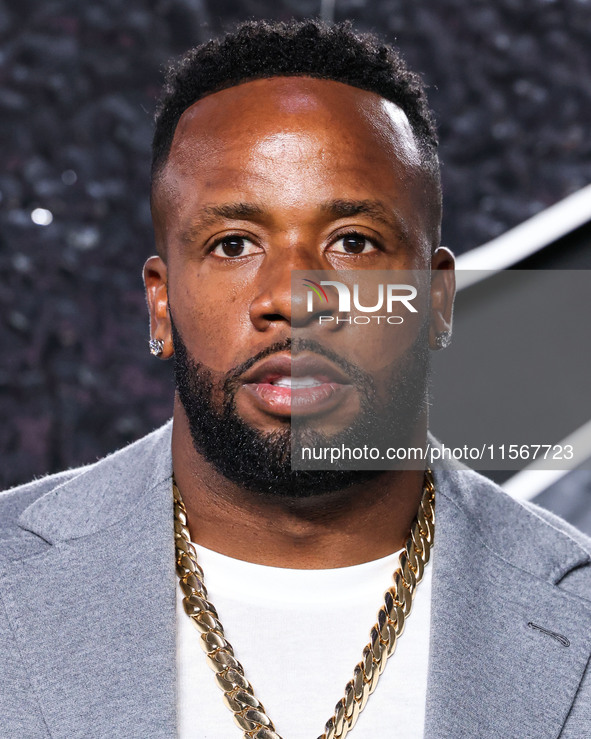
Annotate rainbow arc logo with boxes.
[302,278,328,303]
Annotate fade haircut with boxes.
[151,19,441,226]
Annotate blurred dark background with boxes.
[1,0,590,487]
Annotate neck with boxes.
[171,400,427,569]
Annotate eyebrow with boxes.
[320,198,409,239]
[180,203,265,242]
[320,198,389,222]
[201,202,265,222]
[181,198,409,243]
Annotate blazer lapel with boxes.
[2,423,177,738]
[424,469,591,738]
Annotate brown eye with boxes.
[220,237,246,256]
[211,236,261,259]
[331,233,377,255]
[342,235,367,253]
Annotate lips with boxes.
[240,352,353,417]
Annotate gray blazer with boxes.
[1,421,590,738]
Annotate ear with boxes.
[429,247,455,350]
[143,256,174,359]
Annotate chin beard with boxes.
[171,317,430,499]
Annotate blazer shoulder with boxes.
[0,420,173,550]
[470,469,591,552]
[522,498,591,554]
[435,466,591,598]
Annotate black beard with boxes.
[172,317,430,499]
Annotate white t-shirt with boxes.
[177,542,433,738]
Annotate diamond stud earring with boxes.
[149,338,164,357]
[434,331,451,350]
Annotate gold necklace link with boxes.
[317,470,435,739]
[174,470,435,739]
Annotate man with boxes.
[1,19,590,739]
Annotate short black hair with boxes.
[152,19,440,190]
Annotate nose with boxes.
[249,249,341,331]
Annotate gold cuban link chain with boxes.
[174,469,435,739]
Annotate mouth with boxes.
[240,351,354,418]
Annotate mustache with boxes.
[223,337,376,394]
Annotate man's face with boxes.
[146,77,454,495]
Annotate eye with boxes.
[211,235,261,258]
[331,233,378,255]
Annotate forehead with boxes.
[163,76,423,182]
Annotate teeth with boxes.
[272,376,324,388]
